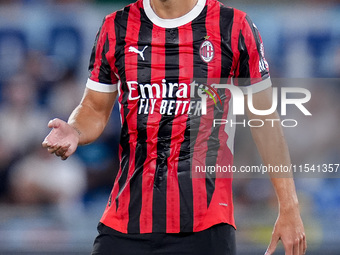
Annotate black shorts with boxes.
[91,222,236,255]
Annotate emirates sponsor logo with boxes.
[127,79,189,101]
[126,80,206,116]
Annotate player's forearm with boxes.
[271,175,299,213]
[67,103,108,145]
[249,111,299,211]
[66,88,117,146]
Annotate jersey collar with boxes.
[143,0,206,28]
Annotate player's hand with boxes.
[265,207,306,255]
[42,118,80,160]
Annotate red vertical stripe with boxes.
[206,0,223,222]
[115,8,141,232]
[230,10,244,80]
[139,27,166,233]
[192,118,212,231]
[207,5,221,82]
[99,13,120,222]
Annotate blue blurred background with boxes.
[0,0,339,254]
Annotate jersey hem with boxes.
[99,218,236,234]
[86,78,118,93]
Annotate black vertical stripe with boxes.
[114,7,130,211]
[178,120,193,232]
[152,27,180,233]
[127,10,153,233]
[205,116,219,209]
[191,6,215,210]
[220,7,234,78]
[237,32,250,86]
[189,5,213,221]
[98,34,112,84]
[205,99,226,208]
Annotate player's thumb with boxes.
[47,118,63,129]
[265,234,279,255]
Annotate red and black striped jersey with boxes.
[87,0,270,234]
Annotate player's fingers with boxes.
[302,233,307,254]
[55,144,71,157]
[299,233,306,255]
[42,136,56,147]
[62,142,78,160]
[299,237,304,255]
[265,233,279,255]
[47,118,62,129]
[55,148,65,157]
[47,142,68,154]
[282,239,293,255]
[47,144,61,154]
[42,139,50,148]
[292,237,300,255]
[63,145,75,158]
[61,154,69,160]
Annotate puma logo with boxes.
[128,45,148,61]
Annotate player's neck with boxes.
[149,0,199,19]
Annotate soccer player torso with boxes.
[88,0,270,234]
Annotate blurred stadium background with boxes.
[0,0,339,254]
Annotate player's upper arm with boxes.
[80,87,118,123]
[245,86,277,120]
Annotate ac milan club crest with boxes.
[200,39,214,63]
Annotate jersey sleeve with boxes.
[87,17,118,93]
[234,14,271,94]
